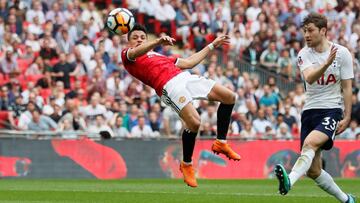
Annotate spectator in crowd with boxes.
[27,109,57,131]
[39,38,58,60]
[252,108,272,135]
[338,119,360,140]
[87,114,114,139]
[240,120,257,140]
[260,41,280,71]
[111,114,130,138]
[52,53,75,89]
[162,105,181,136]
[0,48,18,76]
[130,115,154,138]
[59,107,87,131]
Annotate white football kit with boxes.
[297,43,354,111]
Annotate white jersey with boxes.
[297,43,354,110]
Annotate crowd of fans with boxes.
[0,0,359,140]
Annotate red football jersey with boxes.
[121,48,182,96]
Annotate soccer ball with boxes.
[106,8,135,35]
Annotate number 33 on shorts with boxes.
[321,117,338,131]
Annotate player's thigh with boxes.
[207,83,236,104]
[303,130,329,151]
[179,102,201,132]
[307,150,323,179]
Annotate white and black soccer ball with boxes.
[106,8,135,35]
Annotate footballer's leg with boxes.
[308,151,351,203]
[179,103,200,187]
[207,84,241,161]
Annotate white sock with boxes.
[314,170,348,203]
[182,161,193,165]
[288,147,315,187]
[217,139,227,143]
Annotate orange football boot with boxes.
[211,140,241,161]
[179,161,198,187]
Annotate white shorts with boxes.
[161,72,216,114]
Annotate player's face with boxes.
[128,30,147,47]
[302,23,326,48]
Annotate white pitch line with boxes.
[2,189,331,198]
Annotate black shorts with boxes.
[300,108,343,150]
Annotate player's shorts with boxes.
[300,108,343,150]
[161,71,216,114]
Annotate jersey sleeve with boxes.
[297,48,313,72]
[339,47,354,80]
[121,48,135,64]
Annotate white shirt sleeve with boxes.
[339,47,354,80]
[297,48,313,72]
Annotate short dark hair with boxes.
[127,24,147,41]
[301,13,327,31]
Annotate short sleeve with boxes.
[297,48,313,72]
[121,48,135,64]
[339,48,354,80]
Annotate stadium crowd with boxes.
[0,0,359,140]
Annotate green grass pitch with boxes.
[0,179,358,202]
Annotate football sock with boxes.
[314,169,348,203]
[288,147,315,187]
[182,129,198,163]
[216,103,234,140]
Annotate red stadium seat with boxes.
[40,88,52,100]
[26,74,43,84]
[0,111,9,128]
[17,58,32,73]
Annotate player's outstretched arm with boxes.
[336,79,352,134]
[302,45,337,84]
[127,36,176,60]
[176,35,230,69]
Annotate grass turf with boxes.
[0,179,358,203]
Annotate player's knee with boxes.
[307,168,321,179]
[222,92,236,105]
[186,117,200,132]
[302,141,318,152]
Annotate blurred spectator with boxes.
[252,108,272,135]
[52,53,75,89]
[26,0,45,24]
[259,85,279,108]
[260,41,280,71]
[0,85,12,110]
[27,109,57,131]
[39,38,58,60]
[153,0,176,35]
[81,2,103,29]
[81,93,106,125]
[162,105,181,136]
[45,2,65,24]
[111,114,130,138]
[240,121,257,140]
[200,102,217,131]
[0,48,18,76]
[175,0,192,45]
[276,122,293,140]
[87,67,106,96]
[8,95,26,117]
[76,36,95,65]
[192,13,209,51]
[340,119,360,139]
[88,114,114,139]
[59,107,87,131]
[130,115,155,138]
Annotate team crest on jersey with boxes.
[297,56,303,66]
[179,96,186,103]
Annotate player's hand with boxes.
[325,45,337,67]
[157,36,176,46]
[336,118,350,135]
[212,35,230,47]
